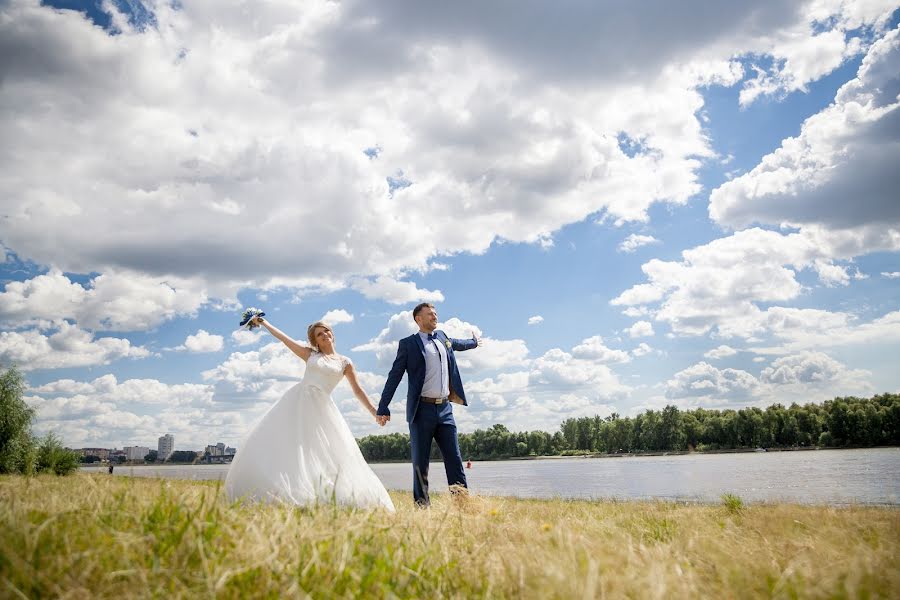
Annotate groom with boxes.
[377,303,481,506]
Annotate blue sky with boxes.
[1,0,899,450]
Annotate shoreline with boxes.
[368,444,900,464]
[85,445,899,467]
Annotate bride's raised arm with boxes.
[251,316,313,362]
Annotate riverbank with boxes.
[359,444,899,464]
[455,444,900,462]
[2,474,897,598]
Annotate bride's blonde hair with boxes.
[307,321,334,351]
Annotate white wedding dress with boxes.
[225,351,395,511]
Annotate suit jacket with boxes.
[378,330,478,423]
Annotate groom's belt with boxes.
[419,395,449,404]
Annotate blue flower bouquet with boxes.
[239,307,266,330]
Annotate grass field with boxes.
[1,474,897,598]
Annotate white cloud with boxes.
[440,317,529,372]
[622,306,652,318]
[0,322,150,371]
[712,26,900,233]
[351,310,420,366]
[23,372,227,449]
[632,342,654,357]
[478,393,508,409]
[618,234,660,253]
[571,335,631,363]
[739,28,857,106]
[750,309,900,354]
[202,342,306,392]
[664,351,874,408]
[321,309,354,325]
[30,373,213,409]
[611,283,668,307]
[666,362,760,401]
[6,1,886,295]
[530,348,626,393]
[454,337,531,372]
[626,320,655,338]
[468,372,531,396]
[704,345,739,360]
[178,329,224,353]
[527,315,544,325]
[0,269,208,332]
[882,271,900,279]
[759,351,870,386]
[231,328,264,347]
[813,259,852,287]
[351,277,444,305]
[611,227,899,339]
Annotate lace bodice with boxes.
[301,351,351,394]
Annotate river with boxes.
[82,447,899,505]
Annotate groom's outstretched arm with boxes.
[450,333,480,352]
[378,339,408,417]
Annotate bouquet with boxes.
[239,307,266,330]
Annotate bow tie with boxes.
[427,333,436,340]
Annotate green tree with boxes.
[681,412,702,450]
[639,410,661,451]
[144,450,158,463]
[168,450,199,463]
[659,405,686,450]
[826,399,851,445]
[608,417,633,453]
[35,432,81,475]
[560,418,578,450]
[0,367,36,474]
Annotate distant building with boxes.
[158,434,175,460]
[80,448,110,460]
[124,446,150,461]
[204,442,233,457]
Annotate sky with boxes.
[1,0,898,451]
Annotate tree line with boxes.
[357,394,900,461]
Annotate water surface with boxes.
[83,447,900,504]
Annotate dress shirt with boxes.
[418,331,449,398]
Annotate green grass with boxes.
[721,492,745,514]
[1,474,898,598]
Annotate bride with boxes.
[225,311,395,511]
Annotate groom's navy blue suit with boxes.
[378,330,477,505]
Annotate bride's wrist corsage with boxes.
[239,307,266,330]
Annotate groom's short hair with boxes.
[413,303,435,319]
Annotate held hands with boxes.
[473,330,483,347]
[376,414,390,427]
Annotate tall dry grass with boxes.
[1,473,897,598]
